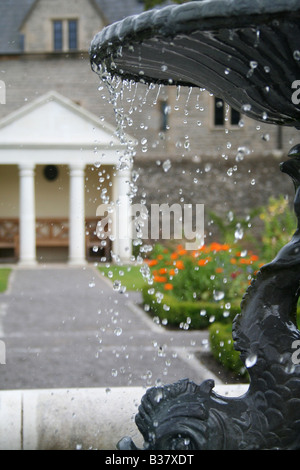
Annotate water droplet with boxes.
[155,389,163,403]
[162,159,171,172]
[242,104,252,112]
[245,353,257,368]
[293,50,300,61]
[113,280,121,291]
[213,290,225,301]
[234,223,244,240]
[114,327,123,336]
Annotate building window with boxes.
[214,97,225,126]
[53,20,63,51]
[213,97,241,127]
[53,19,78,52]
[231,106,241,126]
[68,20,78,51]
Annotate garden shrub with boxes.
[209,322,248,379]
[142,241,262,329]
[142,285,240,329]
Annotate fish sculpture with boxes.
[118,145,300,450]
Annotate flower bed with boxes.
[143,241,262,329]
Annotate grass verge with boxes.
[98,265,147,291]
[0,268,11,293]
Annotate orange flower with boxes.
[159,268,167,275]
[157,254,164,260]
[240,258,252,265]
[175,260,185,270]
[215,267,224,273]
[230,258,237,265]
[221,244,230,251]
[171,253,178,260]
[250,255,259,262]
[169,268,176,276]
[153,275,167,283]
[177,249,187,256]
[198,259,208,266]
[209,242,223,252]
[147,259,158,267]
[164,283,174,291]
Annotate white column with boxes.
[19,164,36,266]
[69,163,86,265]
[113,168,132,263]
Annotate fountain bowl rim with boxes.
[90,0,300,64]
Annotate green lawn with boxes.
[0,268,11,293]
[98,265,148,291]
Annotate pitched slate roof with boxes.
[0,0,146,55]
[0,0,35,54]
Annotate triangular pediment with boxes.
[0,91,123,148]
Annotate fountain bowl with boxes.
[90,0,300,128]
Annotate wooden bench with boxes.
[0,218,111,261]
[0,219,19,260]
[36,218,69,248]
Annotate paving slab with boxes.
[0,264,221,390]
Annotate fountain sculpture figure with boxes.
[90,0,300,450]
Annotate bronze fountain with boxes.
[90,0,300,450]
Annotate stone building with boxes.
[0,0,298,264]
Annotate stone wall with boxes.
[132,152,296,245]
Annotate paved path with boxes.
[0,265,221,390]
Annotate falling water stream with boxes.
[90,48,298,391]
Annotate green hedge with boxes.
[142,286,241,329]
[209,322,248,379]
[210,311,300,379]
[143,285,300,378]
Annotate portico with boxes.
[0,91,133,265]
